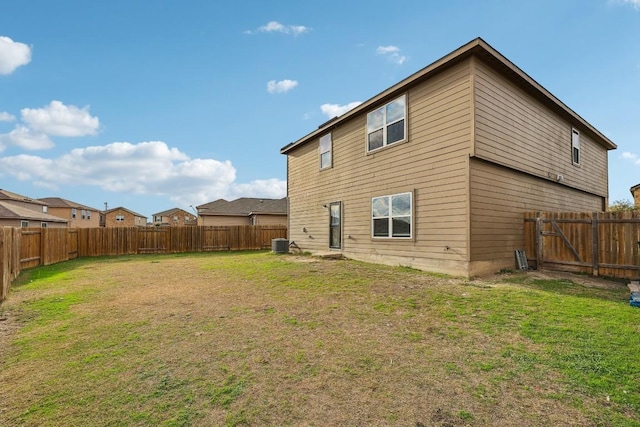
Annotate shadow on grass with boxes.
[498,274,628,303]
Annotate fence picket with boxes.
[525,211,640,279]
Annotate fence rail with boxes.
[524,211,640,279]
[0,225,287,301]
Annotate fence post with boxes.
[0,228,6,301]
[536,217,543,270]
[591,214,599,277]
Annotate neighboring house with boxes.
[0,189,68,228]
[630,184,640,208]
[37,197,100,228]
[280,38,616,277]
[196,198,287,226]
[152,207,197,226]
[100,207,147,227]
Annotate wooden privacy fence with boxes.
[524,211,640,279]
[0,225,287,301]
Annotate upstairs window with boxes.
[81,209,86,219]
[372,192,412,238]
[87,211,92,220]
[571,128,580,166]
[319,133,332,169]
[72,208,77,219]
[116,214,125,222]
[367,95,406,152]
[42,206,48,213]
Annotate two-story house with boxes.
[0,189,68,228]
[281,38,616,277]
[37,197,100,228]
[151,208,197,227]
[100,207,147,228]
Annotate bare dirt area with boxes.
[0,253,635,426]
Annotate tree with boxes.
[608,199,636,212]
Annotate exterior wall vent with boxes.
[271,238,289,254]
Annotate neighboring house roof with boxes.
[104,206,147,218]
[197,198,287,216]
[281,37,617,155]
[249,198,288,215]
[0,201,68,223]
[152,207,192,217]
[37,197,99,211]
[630,184,640,194]
[0,189,48,206]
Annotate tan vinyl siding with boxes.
[47,207,100,228]
[288,60,473,275]
[468,158,604,275]
[474,60,608,198]
[252,214,287,226]
[199,215,252,226]
[0,219,67,228]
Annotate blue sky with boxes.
[0,0,639,218]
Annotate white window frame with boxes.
[42,206,48,213]
[81,209,86,219]
[366,94,407,152]
[371,192,412,239]
[115,214,125,222]
[72,208,77,219]
[21,220,29,227]
[571,128,580,166]
[87,211,91,220]
[319,133,332,169]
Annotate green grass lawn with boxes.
[0,251,638,426]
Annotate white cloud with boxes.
[320,102,362,118]
[0,112,16,122]
[376,46,400,55]
[0,36,31,75]
[245,21,310,36]
[621,151,640,164]
[376,45,407,64]
[0,125,53,151]
[0,140,286,207]
[617,0,640,10]
[21,100,100,137]
[267,79,298,94]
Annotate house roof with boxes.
[0,201,68,223]
[104,206,147,218]
[0,189,48,206]
[630,184,640,194]
[151,207,194,217]
[37,197,99,211]
[197,197,287,216]
[281,37,617,155]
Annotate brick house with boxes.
[100,206,147,227]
